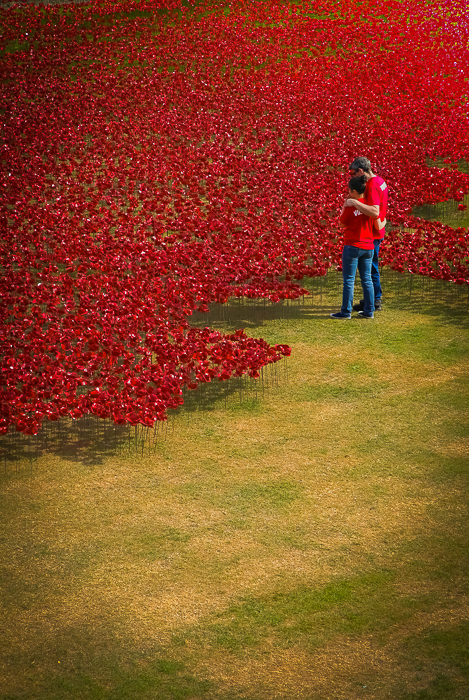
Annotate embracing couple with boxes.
[330,156,388,320]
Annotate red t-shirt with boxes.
[339,206,374,250]
[365,175,388,240]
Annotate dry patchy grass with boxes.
[1,271,469,699]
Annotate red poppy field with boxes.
[1,0,469,437]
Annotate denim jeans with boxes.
[341,245,374,315]
[372,238,383,302]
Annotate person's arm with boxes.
[344,199,379,218]
[374,217,386,230]
[338,202,347,227]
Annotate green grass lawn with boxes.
[1,269,468,700]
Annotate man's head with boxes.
[349,156,372,179]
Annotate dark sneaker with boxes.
[330,312,351,319]
[357,311,374,319]
[354,299,382,311]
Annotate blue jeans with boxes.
[372,238,383,302]
[341,246,374,315]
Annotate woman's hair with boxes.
[348,174,367,194]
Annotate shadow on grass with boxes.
[0,417,136,471]
[4,552,468,699]
[0,365,286,471]
[0,623,215,700]
[189,269,469,333]
[400,621,469,699]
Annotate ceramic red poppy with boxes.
[2,0,469,434]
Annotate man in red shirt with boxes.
[344,157,388,310]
